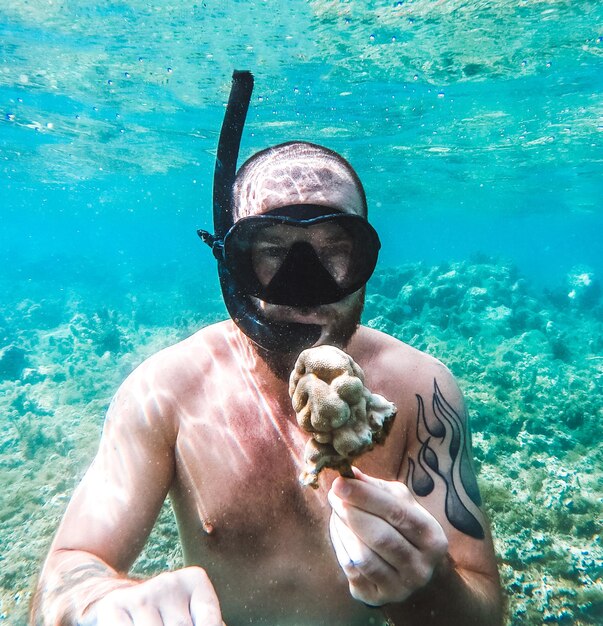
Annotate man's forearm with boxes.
[30,549,137,626]
[382,555,504,626]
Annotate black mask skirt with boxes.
[197,71,380,352]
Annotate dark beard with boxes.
[253,292,364,381]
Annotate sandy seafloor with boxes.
[0,259,601,625]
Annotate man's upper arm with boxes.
[51,358,176,573]
[399,363,499,579]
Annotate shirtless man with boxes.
[32,73,502,626]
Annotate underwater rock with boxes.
[0,344,28,380]
[289,345,397,488]
[68,309,131,357]
[566,265,601,309]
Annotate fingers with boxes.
[328,470,450,605]
[128,606,164,626]
[80,603,132,626]
[158,604,194,626]
[331,468,447,551]
[187,568,223,626]
[329,489,415,574]
[329,513,381,606]
[330,504,371,567]
[80,567,223,626]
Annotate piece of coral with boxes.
[289,345,397,488]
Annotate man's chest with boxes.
[170,453,379,625]
[170,401,363,622]
[171,372,407,529]
[167,378,404,624]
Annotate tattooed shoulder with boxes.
[406,378,485,540]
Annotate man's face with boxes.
[247,179,367,353]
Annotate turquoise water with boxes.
[2,1,602,294]
[1,2,602,624]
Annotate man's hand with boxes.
[328,467,449,607]
[78,567,224,626]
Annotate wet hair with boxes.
[233,141,368,220]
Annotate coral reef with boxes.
[0,259,601,625]
[289,345,397,488]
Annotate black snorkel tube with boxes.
[199,70,321,352]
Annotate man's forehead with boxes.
[234,155,365,219]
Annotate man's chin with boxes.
[246,289,364,379]
[253,317,362,381]
[250,298,330,325]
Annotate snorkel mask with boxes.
[198,71,380,352]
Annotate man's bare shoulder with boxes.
[106,321,236,435]
[117,320,236,400]
[353,325,451,383]
[135,320,233,370]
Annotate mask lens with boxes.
[251,221,354,287]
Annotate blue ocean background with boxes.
[1,2,602,624]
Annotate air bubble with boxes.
[369,34,375,42]
[167,67,173,73]
[124,72,130,78]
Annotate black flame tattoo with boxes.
[407,379,485,540]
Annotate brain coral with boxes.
[289,345,397,488]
